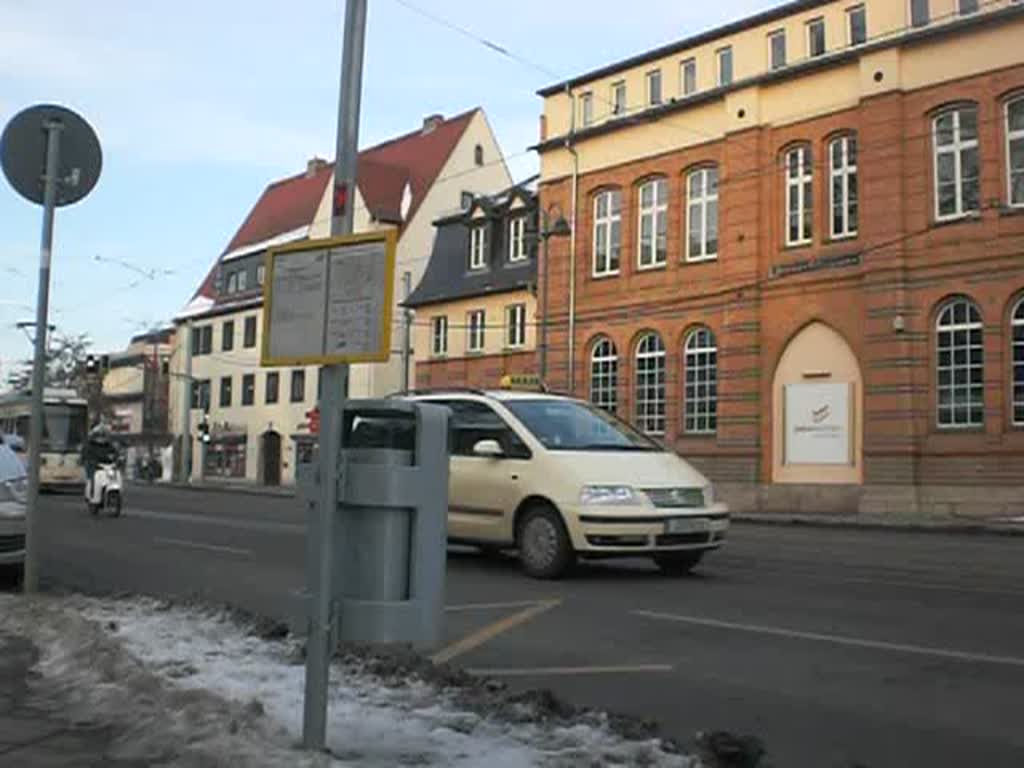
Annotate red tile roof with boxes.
[186,109,479,304]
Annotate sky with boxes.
[0,0,774,381]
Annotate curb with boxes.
[732,513,1024,537]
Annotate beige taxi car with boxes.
[406,386,729,579]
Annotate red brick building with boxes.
[535,0,1024,515]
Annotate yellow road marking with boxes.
[431,599,560,665]
[466,664,673,677]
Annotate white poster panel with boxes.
[784,382,852,465]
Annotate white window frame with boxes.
[469,224,487,270]
[508,216,528,262]
[933,106,980,222]
[256,264,265,286]
[431,316,448,357]
[1012,298,1024,426]
[846,4,867,46]
[1006,96,1024,208]
[807,17,826,58]
[580,92,594,128]
[637,178,668,270]
[717,46,733,86]
[683,327,718,435]
[467,310,485,353]
[611,81,627,116]
[829,134,858,239]
[936,299,984,429]
[635,333,666,436]
[646,69,663,107]
[686,166,719,261]
[226,272,238,294]
[505,304,526,349]
[237,269,247,292]
[768,29,786,70]
[680,58,697,96]
[592,189,622,277]
[785,145,813,246]
[590,337,618,414]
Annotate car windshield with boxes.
[503,399,662,452]
[0,443,25,483]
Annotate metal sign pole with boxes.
[302,0,367,751]
[22,119,63,593]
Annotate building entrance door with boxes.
[261,430,282,486]
[772,322,863,484]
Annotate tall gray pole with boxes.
[401,271,412,391]
[22,119,62,594]
[179,320,192,482]
[303,0,366,751]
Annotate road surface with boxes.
[27,485,1024,768]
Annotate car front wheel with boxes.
[517,505,574,580]
[652,550,705,576]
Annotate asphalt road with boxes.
[27,485,1024,768]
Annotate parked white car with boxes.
[0,435,27,576]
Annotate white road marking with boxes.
[131,507,304,534]
[445,600,556,612]
[153,536,253,558]
[466,664,673,677]
[633,610,1024,668]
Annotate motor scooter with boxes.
[85,460,123,517]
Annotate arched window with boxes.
[828,134,858,238]
[784,145,813,246]
[589,338,618,414]
[683,327,717,434]
[635,333,666,435]
[936,298,984,428]
[1012,298,1024,426]
[1006,95,1024,208]
[933,105,979,221]
[474,144,484,166]
[637,178,668,269]
[592,189,622,276]
[686,166,718,261]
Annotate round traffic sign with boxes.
[0,104,102,207]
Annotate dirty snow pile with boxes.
[2,594,697,767]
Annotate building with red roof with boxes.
[171,108,512,484]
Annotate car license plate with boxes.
[664,517,708,534]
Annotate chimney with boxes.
[421,114,444,134]
[306,157,328,177]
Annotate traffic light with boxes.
[306,406,320,436]
[199,412,211,444]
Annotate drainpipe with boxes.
[565,84,580,395]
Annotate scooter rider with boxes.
[83,425,119,498]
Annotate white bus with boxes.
[0,388,88,491]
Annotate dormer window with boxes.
[509,216,527,262]
[226,272,238,294]
[470,224,488,270]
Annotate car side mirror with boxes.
[472,439,504,458]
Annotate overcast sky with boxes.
[0,0,774,379]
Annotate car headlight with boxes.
[579,485,643,506]
[704,484,715,507]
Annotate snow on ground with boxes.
[2,594,695,767]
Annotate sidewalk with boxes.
[0,632,144,768]
[733,511,1024,536]
[138,479,295,498]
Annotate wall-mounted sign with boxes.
[784,382,852,465]
[261,231,396,366]
[770,252,860,280]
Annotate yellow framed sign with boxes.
[261,230,396,367]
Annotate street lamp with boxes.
[531,205,571,383]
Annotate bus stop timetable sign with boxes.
[261,231,396,366]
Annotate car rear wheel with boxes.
[652,550,704,576]
[517,505,574,580]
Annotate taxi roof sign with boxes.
[499,374,546,391]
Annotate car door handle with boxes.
[510,473,520,480]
